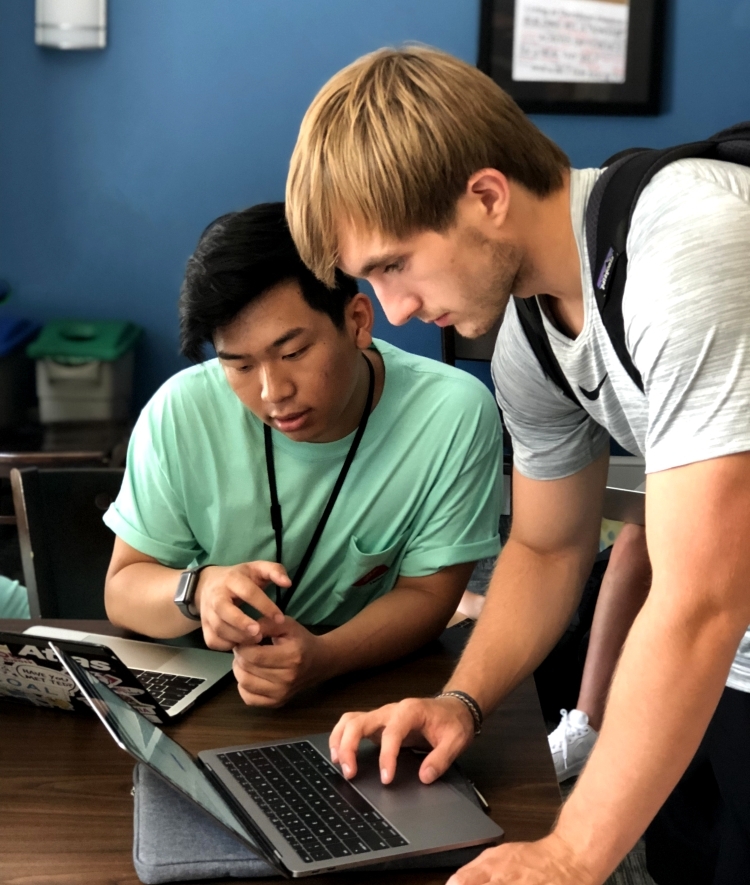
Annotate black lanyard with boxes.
[263,353,375,614]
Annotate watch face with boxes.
[175,571,194,604]
[175,570,200,619]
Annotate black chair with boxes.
[443,322,512,537]
[10,467,124,618]
[440,321,502,366]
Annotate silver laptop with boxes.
[24,624,232,719]
[54,644,504,878]
[604,456,646,525]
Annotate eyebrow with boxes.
[215,327,306,361]
[356,252,404,279]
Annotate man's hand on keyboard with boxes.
[194,561,289,652]
[329,696,475,784]
[231,616,330,706]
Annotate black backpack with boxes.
[514,121,750,406]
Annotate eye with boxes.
[282,345,310,361]
[383,259,404,274]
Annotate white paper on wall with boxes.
[512,0,629,83]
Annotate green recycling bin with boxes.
[27,320,142,422]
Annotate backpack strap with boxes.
[587,120,750,394]
[513,295,580,407]
[587,140,718,394]
[515,121,750,403]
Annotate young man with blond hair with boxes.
[286,46,750,885]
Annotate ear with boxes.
[345,293,375,351]
[464,168,511,231]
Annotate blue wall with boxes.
[1,0,749,405]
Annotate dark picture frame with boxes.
[478,0,666,115]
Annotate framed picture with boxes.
[478,0,666,115]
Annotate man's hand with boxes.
[329,696,475,783]
[231,616,330,706]
[445,835,596,885]
[194,561,290,651]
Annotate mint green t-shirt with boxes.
[104,340,502,626]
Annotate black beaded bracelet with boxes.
[434,689,483,736]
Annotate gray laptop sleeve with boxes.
[132,762,491,883]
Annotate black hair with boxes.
[179,201,358,362]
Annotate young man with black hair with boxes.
[103,202,502,708]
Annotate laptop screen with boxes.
[51,643,263,852]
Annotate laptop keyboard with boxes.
[131,670,205,710]
[218,740,408,864]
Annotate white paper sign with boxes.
[513,0,629,83]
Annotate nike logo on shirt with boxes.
[578,374,609,401]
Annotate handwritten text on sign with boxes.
[513,0,629,84]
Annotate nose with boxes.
[260,365,294,405]
[373,285,422,327]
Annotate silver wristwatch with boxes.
[174,566,205,621]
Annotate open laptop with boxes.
[604,456,646,525]
[1,625,232,722]
[53,643,504,878]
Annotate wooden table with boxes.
[0,620,561,885]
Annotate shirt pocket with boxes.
[329,533,408,623]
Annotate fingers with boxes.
[226,564,286,623]
[203,594,261,647]
[232,634,300,672]
[377,699,430,784]
[330,707,395,779]
[199,563,290,649]
[201,598,260,648]
[253,615,290,642]
[330,697,474,786]
[242,562,290,624]
[417,698,475,783]
[328,711,365,766]
[201,632,237,652]
[233,656,291,708]
[418,730,465,784]
[446,845,518,885]
[446,836,595,885]
[332,700,429,782]
[446,847,497,885]
[231,615,322,708]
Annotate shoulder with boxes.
[135,359,240,441]
[648,156,750,195]
[141,359,231,416]
[630,158,750,246]
[375,338,499,424]
[625,158,750,322]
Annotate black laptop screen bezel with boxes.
[50,642,286,876]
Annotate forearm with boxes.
[317,578,464,682]
[447,536,596,714]
[577,523,651,729]
[556,591,746,883]
[105,561,198,638]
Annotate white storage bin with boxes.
[36,350,134,422]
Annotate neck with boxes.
[511,171,585,336]
[322,348,384,443]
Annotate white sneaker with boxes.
[548,709,598,782]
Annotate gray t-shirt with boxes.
[492,159,750,692]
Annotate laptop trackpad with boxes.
[354,743,485,842]
[100,637,180,670]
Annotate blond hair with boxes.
[286,45,569,285]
